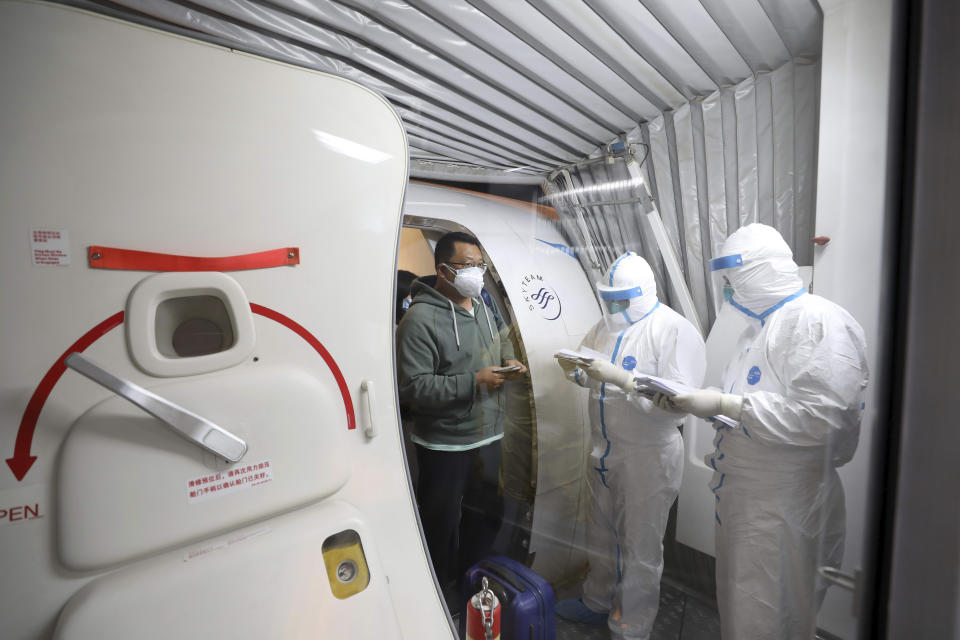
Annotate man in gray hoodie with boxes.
[397,231,526,599]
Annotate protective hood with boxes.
[713,224,804,318]
[596,252,659,325]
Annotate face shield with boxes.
[599,289,642,315]
[709,253,743,313]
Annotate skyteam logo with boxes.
[622,356,637,371]
[520,273,562,321]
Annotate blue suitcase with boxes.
[462,556,555,640]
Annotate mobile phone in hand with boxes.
[493,365,521,374]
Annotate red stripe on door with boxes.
[250,304,356,431]
[88,246,299,271]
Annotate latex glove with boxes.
[584,359,634,392]
[653,392,686,414]
[655,389,743,420]
[557,358,580,376]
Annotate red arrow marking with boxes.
[6,312,125,481]
[7,305,356,482]
[250,303,356,431]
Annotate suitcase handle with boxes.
[476,561,527,593]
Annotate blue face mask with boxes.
[606,299,629,314]
[401,296,412,311]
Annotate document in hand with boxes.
[633,374,740,429]
[553,347,607,368]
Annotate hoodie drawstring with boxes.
[447,297,496,352]
[481,300,496,342]
[447,299,461,351]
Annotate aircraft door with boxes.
[0,4,446,638]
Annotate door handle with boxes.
[65,352,248,463]
[360,379,376,439]
[818,566,856,591]
[818,565,861,617]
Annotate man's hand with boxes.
[584,359,634,392]
[653,390,743,420]
[500,359,528,380]
[476,366,506,390]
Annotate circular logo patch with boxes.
[747,365,762,385]
[519,273,562,321]
[622,356,637,371]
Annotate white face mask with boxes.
[443,264,485,297]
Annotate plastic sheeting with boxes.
[550,60,820,333]
[60,0,820,182]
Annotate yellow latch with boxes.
[322,529,370,599]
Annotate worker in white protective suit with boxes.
[654,223,869,640]
[554,252,705,640]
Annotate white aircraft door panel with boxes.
[54,501,403,639]
[58,366,348,570]
[0,3,448,638]
[507,242,597,581]
[403,183,602,582]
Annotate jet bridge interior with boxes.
[2,0,953,638]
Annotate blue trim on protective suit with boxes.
[608,252,634,285]
[593,303,660,487]
[574,369,583,387]
[711,426,728,526]
[594,328,628,488]
[639,301,660,323]
[712,431,725,470]
[728,298,761,322]
[536,238,576,258]
[711,473,726,493]
[730,288,807,326]
[710,254,743,271]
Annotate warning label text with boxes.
[187,460,273,504]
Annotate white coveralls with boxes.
[708,224,869,639]
[568,253,705,640]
